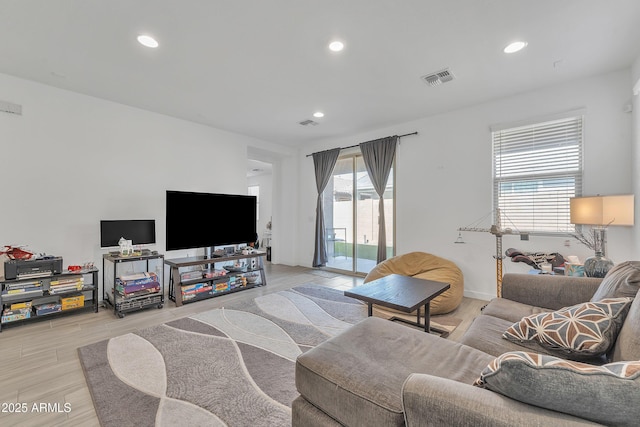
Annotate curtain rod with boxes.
[305,131,418,157]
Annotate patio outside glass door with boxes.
[323,154,395,274]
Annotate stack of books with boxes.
[116,272,160,299]
[229,275,247,289]
[49,276,84,294]
[214,282,230,293]
[34,302,62,316]
[1,280,43,300]
[61,294,84,310]
[1,301,32,323]
[181,283,213,301]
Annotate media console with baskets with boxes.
[165,251,266,307]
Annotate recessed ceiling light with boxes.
[313,111,325,118]
[329,41,344,52]
[137,35,159,48]
[503,41,527,54]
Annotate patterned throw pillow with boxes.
[503,297,632,360]
[474,351,640,426]
[591,261,640,301]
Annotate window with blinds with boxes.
[492,115,583,234]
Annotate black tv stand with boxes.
[165,252,266,307]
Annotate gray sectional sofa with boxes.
[293,267,640,426]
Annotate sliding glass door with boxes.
[323,154,395,274]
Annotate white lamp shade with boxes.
[570,195,634,226]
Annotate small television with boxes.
[100,219,156,248]
[166,191,257,252]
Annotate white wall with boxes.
[297,69,635,301]
[0,73,272,293]
[631,56,640,258]
[247,173,273,247]
[246,144,298,265]
[273,154,299,265]
[3,67,635,302]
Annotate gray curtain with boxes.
[360,136,398,264]
[312,148,341,267]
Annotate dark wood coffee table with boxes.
[344,274,451,337]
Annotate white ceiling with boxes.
[1,1,640,147]
[247,159,273,178]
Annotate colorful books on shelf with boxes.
[181,283,213,301]
[4,280,42,291]
[117,272,158,285]
[34,302,62,316]
[227,276,247,290]
[49,276,84,294]
[181,283,212,294]
[214,282,230,292]
[116,272,160,298]
[116,281,161,296]
[10,301,33,310]
[1,302,33,323]
[118,287,161,299]
[1,280,43,299]
[1,287,42,296]
[61,294,85,310]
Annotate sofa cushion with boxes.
[295,317,494,427]
[292,396,343,427]
[503,298,632,361]
[459,314,558,358]
[591,261,640,301]
[474,351,640,427]
[500,273,601,310]
[611,290,640,362]
[481,297,549,323]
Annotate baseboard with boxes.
[463,289,495,302]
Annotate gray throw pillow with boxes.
[591,261,640,301]
[503,298,632,361]
[474,351,640,427]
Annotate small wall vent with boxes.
[299,119,319,126]
[420,68,455,87]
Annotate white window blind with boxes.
[492,115,583,233]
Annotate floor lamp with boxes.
[570,195,634,278]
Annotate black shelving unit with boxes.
[0,268,99,331]
[166,251,266,307]
[102,252,164,318]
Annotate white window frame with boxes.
[491,111,584,235]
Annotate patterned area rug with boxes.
[78,284,461,427]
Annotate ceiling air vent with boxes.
[299,119,319,127]
[420,68,455,87]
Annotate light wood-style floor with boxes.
[0,264,488,426]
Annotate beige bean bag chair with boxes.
[364,251,464,315]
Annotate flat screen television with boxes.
[100,219,156,248]
[166,191,257,251]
